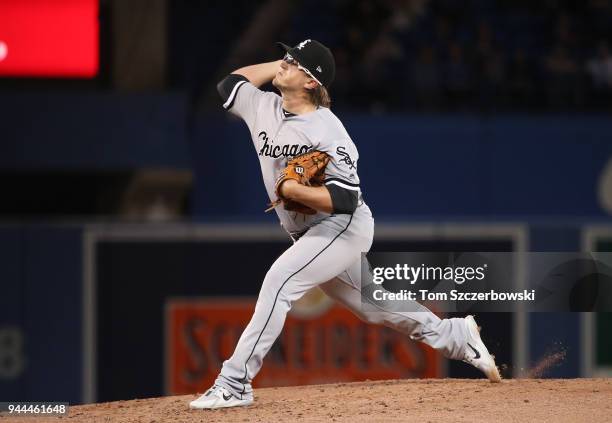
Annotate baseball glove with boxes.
[265,150,330,214]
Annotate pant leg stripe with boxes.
[240,215,354,395]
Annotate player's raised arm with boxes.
[231,60,282,88]
[216,60,283,128]
[216,60,282,104]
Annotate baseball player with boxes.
[190,39,501,410]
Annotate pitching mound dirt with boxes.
[7,378,612,423]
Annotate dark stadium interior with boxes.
[1,0,611,409]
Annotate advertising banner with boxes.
[166,296,440,394]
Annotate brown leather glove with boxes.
[265,150,330,214]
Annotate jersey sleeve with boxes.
[326,183,359,214]
[217,74,269,130]
[322,141,361,192]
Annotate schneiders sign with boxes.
[361,252,612,312]
[165,299,440,395]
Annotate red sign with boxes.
[166,298,441,395]
[0,0,98,77]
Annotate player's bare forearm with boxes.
[232,60,282,88]
[280,180,334,214]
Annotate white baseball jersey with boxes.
[210,75,473,402]
[223,80,362,234]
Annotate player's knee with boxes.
[261,267,292,295]
[262,267,308,307]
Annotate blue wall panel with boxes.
[0,226,83,403]
[528,225,583,377]
[0,93,190,170]
[0,227,25,400]
[193,114,612,219]
[22,227,83,402]
[529,313,581,378]
[485,117,610,217]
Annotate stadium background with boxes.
[0,0,611,405]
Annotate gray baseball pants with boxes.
[215,205,468,399]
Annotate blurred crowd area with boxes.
[276,0,612,112]
[177,0,612,113]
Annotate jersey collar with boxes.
[282,107,323,119]
[282,108,297,118]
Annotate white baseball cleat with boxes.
[189,385,253,410]
[463,315,502,383]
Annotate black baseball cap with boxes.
[277,39,336,88]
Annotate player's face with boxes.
[273,54,317,92]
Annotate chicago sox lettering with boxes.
[258,131,311,158]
